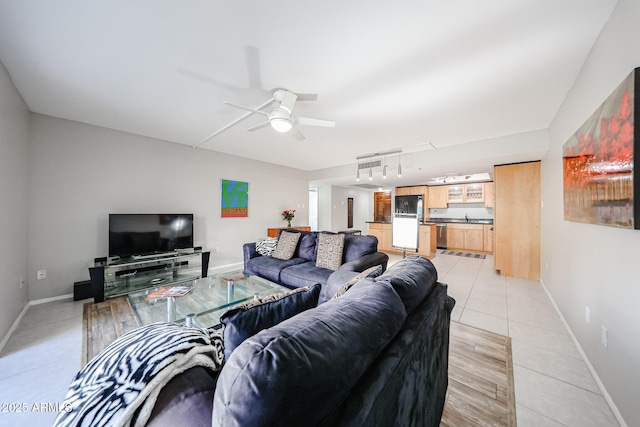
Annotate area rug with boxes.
[441,250,486,259]
[441,321,516,427]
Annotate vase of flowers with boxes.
[282,209,295,228]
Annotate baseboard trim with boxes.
[0,303,30,354]
[207,262,244,275]
[29,293,74,306]
[539,279,628,427]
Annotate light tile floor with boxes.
[0,253,621,426]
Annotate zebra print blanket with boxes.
[53,322,224,427]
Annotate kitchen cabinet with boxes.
[368,223,393,252]
[447,184,485,204]
[418,224,437,258]
[465,184,485,203]
[427,186,448,208]
[395,187,413,196]
[483,224,493,253]
[447,223,484,252]
[494,162,540,280]
[484,182,494,208]
[447,186,465,203]
[395,186,427,197]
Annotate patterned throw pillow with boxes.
[272,231,302,260]
[315,233,345,271]
[220,284,321,359]
[255,237,278,256]
[332,265,383,299]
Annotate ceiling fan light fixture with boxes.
[270,117,293,133]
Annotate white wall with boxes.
[542,0,640,425]
[0,61,30,341]
[328,186,372,232]
[27,114,309,300]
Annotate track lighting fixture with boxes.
[355,148,403,181]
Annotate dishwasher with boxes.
[436,223,447,249]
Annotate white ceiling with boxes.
[0,0,617,187]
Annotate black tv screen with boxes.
[109,214,194,257]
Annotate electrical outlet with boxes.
[215,247,221,253]
[585,306,590,323]
[37,270,46,280]
[601,326,608,348]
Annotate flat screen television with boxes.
[109,214,194,257]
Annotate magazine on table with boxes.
[145,285,194,300]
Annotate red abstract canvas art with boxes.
[563,69,639,229]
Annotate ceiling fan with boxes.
[224,89,335,141]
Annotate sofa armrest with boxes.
[243,243,260,274]
[338,252,389,274]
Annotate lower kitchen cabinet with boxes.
[447,223,488,253]
[368,223,393,252]
[418,224,437,258]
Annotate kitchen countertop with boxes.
[366,219,494,225]
[424,218,493,225]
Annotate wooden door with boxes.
[494,162,540,280]
[374,191,391,222]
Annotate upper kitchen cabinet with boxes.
[447,184,485,204]
[465,184,485,203]
[427,186,448,208]
[447,185,464,203]
[485,182,494,208]
[395,187,413,196]
[396,186,427,197]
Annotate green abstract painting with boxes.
[221,179,249,217]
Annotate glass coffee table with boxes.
[128,271,290,328]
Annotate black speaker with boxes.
[73,280,93,301]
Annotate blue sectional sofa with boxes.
[147,256,455,426]
[243,230,390,302]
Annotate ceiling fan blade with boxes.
[295,116,336,128]
[295,93,318,101]
[246,121,271,132]
[290,126,305,140]
[224,101,270,116]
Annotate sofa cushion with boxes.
[342,234,378,262]
[220,284,321,360]
[279,261,334,289]
[212,279,408,427]
[332,265,383,299]
[294,231,317,260]
[245,256,307,283]
[375,255,438,313]
[315,232,345,270]
[272,230,301,260]
[146,366,218,427]
[255,237,278,256]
